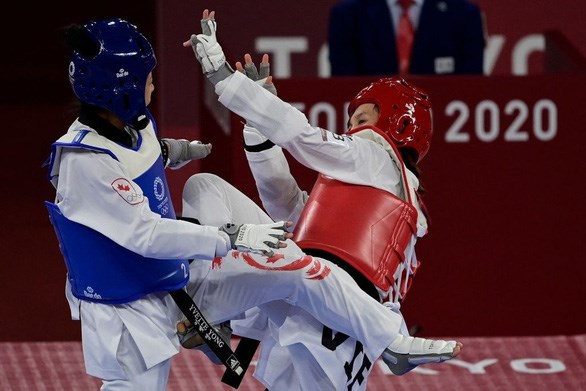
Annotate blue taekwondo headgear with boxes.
[68,18,157,129]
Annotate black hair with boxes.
[400,148,426,196]
[63,24,103,118]
[63,23,100,59]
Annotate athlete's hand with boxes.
[161,138,212,169]
[183,9,234,84]
[219,221,293,257]
[235,53,277,96]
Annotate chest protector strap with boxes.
[294,175,417,292]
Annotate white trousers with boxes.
[99,325,172,391]
[181,174,405,363]
[99,173,405,390]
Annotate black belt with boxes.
[173,216,260,388]
[170,289,259,388]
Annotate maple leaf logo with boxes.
[117,183,130,191]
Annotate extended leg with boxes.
[182,173,461,366]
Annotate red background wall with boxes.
[2,1,585,342]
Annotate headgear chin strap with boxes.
[68,18,156,129]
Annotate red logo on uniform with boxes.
[111,178,144,205]
[212,256,223,269]
[235,251,331,280]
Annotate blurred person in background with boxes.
[328,0,486,76]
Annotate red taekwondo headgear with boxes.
[347,77,433,163]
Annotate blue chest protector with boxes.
[46,124,189,304]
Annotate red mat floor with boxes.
[1,335,585,390]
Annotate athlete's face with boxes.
[145,72,155,106]
[348,103,380,130]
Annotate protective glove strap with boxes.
[207,62,235,85]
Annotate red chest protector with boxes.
[294,173,418,292]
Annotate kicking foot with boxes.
[176,319,232,365]
[382,335,463,375]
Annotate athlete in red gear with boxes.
[181,9,463,391]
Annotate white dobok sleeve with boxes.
[55,149,228,260]
[218,71,402,194]
[244,135,308,228]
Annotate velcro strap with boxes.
[244,139,275,152]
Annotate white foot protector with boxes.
[382,335,459,375]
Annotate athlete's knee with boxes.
[183,173,225,196]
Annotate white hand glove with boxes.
[162,138,212,169]
[236,54,277,96]
[186,14,234,84]
[219,222,288,257]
